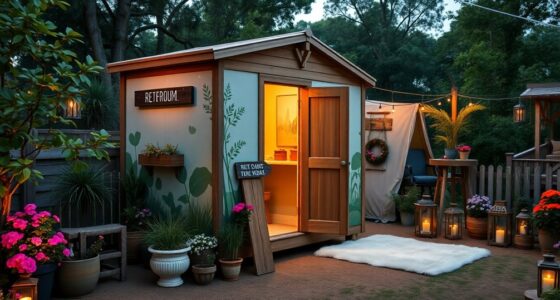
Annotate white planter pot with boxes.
[148,246,190,287]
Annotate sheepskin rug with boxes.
[314,234,491,276]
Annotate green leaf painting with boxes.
[351,152,361,170]
[349,151,362,226]
[203,83,212,118]
[129,131,141,147]
[155,177,162,190]
[189,167,212,197]
[175,166,188,183]
[139,167,153,188]
[188,126,196,135]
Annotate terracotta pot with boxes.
[192,264,216,285]
[219,258,243,281]
[127,230,146,264]
[189,249,216,266]
[459,151,470,160]
[538,229,560,255]
[56,255,100,297]
[467,216,488,240]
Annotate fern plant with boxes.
[422,104,485,149]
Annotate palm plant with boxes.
[422,104,486,149]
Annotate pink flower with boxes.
[232,202,245,213]
[38,211,51,218]
[6,253,37,274]
[35,252,48,262]
[47,235,64,246]
[53,215,60,223]
[1,231,24,249]
[12,219,28,230]
[63,248,71,257]
[14,212,25,218]
[246,204,254,211]
[30,237,42,246]
[55,232,67,244]
[24,204,37,216]
[31,220,41,228]
[18,244,28,252]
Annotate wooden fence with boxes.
[11,129,120,227]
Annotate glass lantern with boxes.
[64,98,81,119]
[538,254,560,297]
[10,278,38,300]
[414,195,437,238]
[444,203,463,240]
[487,200,512,247]
[513,101,526,123]
[513,208,533,249]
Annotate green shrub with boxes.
[392,186,420,213]
[185,202,213,236]
[144,217,189,251]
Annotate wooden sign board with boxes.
[134,86,194,107]
[367,118,393,131]
[234,161,271,179]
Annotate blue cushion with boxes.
[406,149,427,175]
[413,175,437,185]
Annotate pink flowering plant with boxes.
[232,202,254,226]
[456,144,472,152]
[1,204,71,275]
[466,194,492,218]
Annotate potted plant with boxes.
[466,195,492,239]
[138,143,184,167]
[144,217,190,287]
[533,190,560,254]
[422,104,485,159]
[186,234,218,285]
[456,144,472,159]
[391,187,420,226]
[56,235,104,297]
[218,202,253,281]
[121,165,150,264]
[1,204,71,300]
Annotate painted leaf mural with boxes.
[128,131,141,147]
[189,167,212,197]
[155,177,162,190]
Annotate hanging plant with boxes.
[365,139,389,165]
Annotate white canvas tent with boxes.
[364,101,433,222]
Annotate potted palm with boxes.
[422,104,485,159]
[391,187,420,226]
[144,217,190,287]
[187,234,218,285]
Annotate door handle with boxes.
[341,160,347,166]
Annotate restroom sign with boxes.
[135,86,194,107]
[235,161,271,179]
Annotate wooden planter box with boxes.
[138,154,184,167]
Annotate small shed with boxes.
[107,30,375,258]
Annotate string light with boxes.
[438,100,442,106]
[392,105,395,113]
[379,103,382,109]
[447,97,451,102]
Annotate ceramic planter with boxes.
[219,258,243,281]
[444,148,458,159]
[400,211,415,226]
[56,255,100,297]
[466,216,488,240]
[148,246,190,287]
[192,264,216,285]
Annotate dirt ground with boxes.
[79,222,544,300]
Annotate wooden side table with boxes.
[429,159,478,229]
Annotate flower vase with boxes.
[466,216,488,240]
[459,151,470,160]
[538,229,560,255]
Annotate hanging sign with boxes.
[234,161,271,179]
[135,86,194,107]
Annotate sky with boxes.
[294,0,462,34]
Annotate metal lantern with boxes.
[10,278,38,300]
[538,254,560,297]
[487,200,512,247]
[444,202,464,240]
[414,194,438,238]
[64,98,81,119]
[513,100,526,123]
[514,208,533,249]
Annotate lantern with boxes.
[444,203,463,240]
[64,98,81,119]
[537,254,560,297]
[513,100,525,123]
[10,278,38,300]
[487,200,512,247]
[414,194,437,238]
[513,208,533,249]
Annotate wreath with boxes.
[365,138,389,165]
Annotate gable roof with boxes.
[520,83,560,99]
[106,30,376,86]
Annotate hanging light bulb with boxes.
[379,103,382,110]
[447,97,451,103]
[420,104,425,111]
[468,101,473,107]
[392,105,395,113]
[438,100,442,106]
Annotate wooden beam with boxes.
[451,86,458,122]
[535,100,541,158]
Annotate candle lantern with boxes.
[444,202,463,240]
[537,254,560,297]
[64,98,81,119]
[487,200,512,247]
[10,278,38,300]
[513,208,533,249]
[414,194,437,238]
[513,100,526,123]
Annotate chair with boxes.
[404,149,437,195]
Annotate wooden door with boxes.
[300,87,349,235]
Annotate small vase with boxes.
[192,264,216,285]
[459,151,470,160]
[219,258,243,281]
[444,148,458,159]
[466,216,488,240]
[538,229,560,255]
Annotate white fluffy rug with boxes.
[314,234,491,276]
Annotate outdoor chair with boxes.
[404,149,437,196]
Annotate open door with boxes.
[300,87,349,235]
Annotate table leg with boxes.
[437,167,448,234]
[462,166,471,227]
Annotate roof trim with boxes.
[520,82,560,98]
[106,30,376,86]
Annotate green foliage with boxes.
[121,164,147,208]
[392,186,420,213]
[542,289,560,300]
[82,79,117,130]
[184,202,213,236]
[218,222,244,260]
[142,143,180,157]
[144,217,189,251]
[423,104,486,149]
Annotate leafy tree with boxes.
[0,0,114,225]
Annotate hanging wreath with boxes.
[365,138,389,165]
